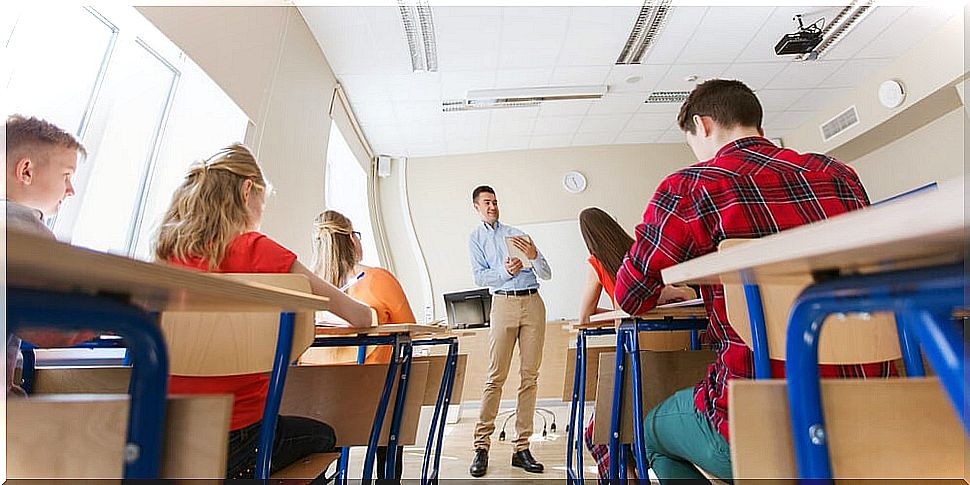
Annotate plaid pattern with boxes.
[614,136,895,442]
[584,413,635,480]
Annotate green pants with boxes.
[643,387,733,483]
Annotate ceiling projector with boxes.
[774,15,823,56]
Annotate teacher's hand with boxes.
[505,257,524,276]
[511,236,538,260]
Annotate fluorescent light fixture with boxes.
[616,0,673,65]
[442,99,540,112]
[442,85,606,112]
[466,85,607,103]
[796,0,875,61]
[398,0,438,72]
[644,90,689,104]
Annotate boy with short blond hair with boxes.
[6,114,95,395]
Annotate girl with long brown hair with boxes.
[578,207,695,480]
[155,143,374,479]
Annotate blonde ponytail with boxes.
[311,210,357,286]
[154,143,268,269]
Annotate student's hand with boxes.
[511,236,538,260]
[505,257,523,276]
[658,285,696,304]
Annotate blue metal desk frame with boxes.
[784,262,967,482]
[7,287,170,479]
[564,316,705,484]
[305,331,413,485]
[412,337,460,485]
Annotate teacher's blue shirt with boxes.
[468,220,552,293]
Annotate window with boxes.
[5,4,249,259]
[325,120,380,267]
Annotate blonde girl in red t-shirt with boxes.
[154,143,374,479]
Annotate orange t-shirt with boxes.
[587,255,616,303]
[166,231,297,431]
[349,267,416,363]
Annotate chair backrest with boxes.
[729,378,965,479]
[591,349,715,443]
[7,393,232,479]
[160,273,316,376]
[278,362,430,446]
[718,239,901,364]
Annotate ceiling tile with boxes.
[720,62,788,91]
[655,63,731,91]
[788,88,853,112]
[572,131,617,147]
[763,60,845,90]
[500,11,570,51]
[614,130,666,145]
[819,58,891,89]
[445,136,488,155]
[488,116,536,137]
[550,66,612,85]
[350,102,396,125]
[538,99,592,117]
[629,112,677,131]
[577,114,633,133]
[586,94,644,116]
[856,6,959,59]
[675,7,773,64]
[494,68,553,89]
[440,70,497,100]
[444,112,490,138]
[486,135,532,152]
[499,46,561,70]
[533,115,584,136]
[435,15,502,70]
[636,102,682,115]
[755,88,811,112]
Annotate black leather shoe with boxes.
[511,449,544,473]
[469,448,488,477]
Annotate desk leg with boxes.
[743,284,771,379]
[902,307,967,433]
[895,312,926,377]
[421,339,459,485]
[337,447,350,485]
[8,288,170,479]
[608,329,627,481]
[431,340,459,482]
[566,330,587,485]
[626,330,650,480]
[18,341,35,395]
[255,311,296,479]
[363,341,400,484]
[384,340,413,479]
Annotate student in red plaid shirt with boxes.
[614,79,895,483]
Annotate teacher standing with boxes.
[467,185,551,477]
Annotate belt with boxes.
[494,288,538,297]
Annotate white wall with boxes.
[137,6,338,261]
[391,143,695,319]
[849,107,966,202]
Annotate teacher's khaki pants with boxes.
[473,292,546,452]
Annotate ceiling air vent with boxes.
[645,91,689,104]
[820,105,859,142]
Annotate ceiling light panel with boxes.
[644,90,689,104]
[616,0,673,65]
[398,0,439,72]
